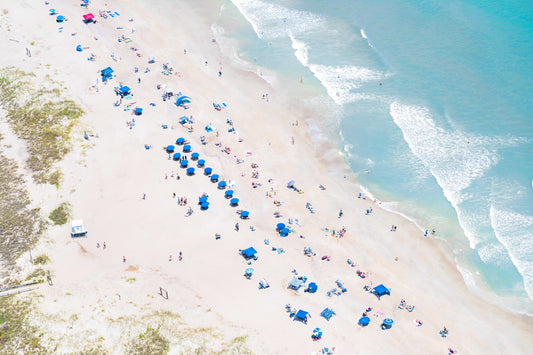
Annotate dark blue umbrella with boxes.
[218,181,227,189]
[359,316,370,326]
[191,152,199,160]
[166,145,175,152]
[180,160,188,167]
[277,223,286,230]
[197,159,205,167]
[204,167,212,175]
[183,144,191,152]
[307,282,318,293]
[186,167,195,175]
[211,174,219,182]
[280,227,290,236]
[199,196,208,203]
[176,137,185,145]
[172,152,181,160]
[225,190,233,197]
[230,198,239,206]
[200,201,209,209]
[240,210,249,218]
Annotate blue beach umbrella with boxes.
[180,160,188,167]
[359,317,370,326]
[76,44,82,52]
[312,328,322,338]
[218,181,227,189]
[240,210,249,218]
[166,145,175,153]
[204,167,212,175]
[183,144,191,152]
[172,152,181,160]
[245,267,254,276]
[191,152,199,160]
[383,318,394,327]
[56,15,65,22]
[210,174,219,182]
[199,196,208,204]
[280,227,290,236]
[186,167,195,175]
[176,137,185,145]
[277,223,285,230]
[230,198,239,206]
[224,190,233,198]
[197,159,205,167]
[49,9,56,14]
[201,201,209,210]
[307,282,318,293]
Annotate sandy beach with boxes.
[0,0,532,354]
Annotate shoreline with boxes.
[0,0,532,353]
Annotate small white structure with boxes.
[71,220,88,238]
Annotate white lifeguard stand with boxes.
[71,220,88,238]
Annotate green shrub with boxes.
[49,202,71,225]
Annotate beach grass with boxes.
[0,67,84,185]
[49,202,71,225]
[124,326,170,355]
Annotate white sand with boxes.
[1,0,531,354]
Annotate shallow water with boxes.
[210,0,533,314]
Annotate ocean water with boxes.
[209,0,533,314]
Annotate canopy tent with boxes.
[210,174,219,182]
[320,308,335,321]
[166,145,175,153]
[183,144,191,152]
[71,220,88,237]
[191,152,199,160]
[186,167,195,175]
[175,95,191,107]
[172,153,181,161]
[197,159,205,167]
[224,190,234,198]
[288,277,304,290]
[180,160,188,167]
[176,137,185,145]
[276,223,286,230]
[218,181,227,189]
[204,167,212,175]
[373,284,391,300]
[280,227,290,237]
[307,282,318,293]
[382,318,394,329]
[294,310,309,323]
[241,247,257,259]
[230,198,239,206]
[101,67,114,78]
[82,13,94,22]
[200,201,209,210]
[179,116,193,124]
[240,210,249,219]
[118,86,131,97]
[359,316,370,326]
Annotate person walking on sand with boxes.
[235,223,239,232]
[103,242,106,249]
[122,256,126,263]
[338,209,343,218]
[178,251,182,261]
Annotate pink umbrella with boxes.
[83,13,94,21]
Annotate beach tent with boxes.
[294,310,309,323]
[288,277,304,290]
[280,227,290,237]
[191,152,199,160]
[172,153,181,161]
[186,167,195,175]
[176,137,185,145]
[241,247,257,260]
[71,220,88,237]
[76,45,83,52]
[83,13,94,22]
[373,284,391,300]
[218,181,227,189]
[240,210,249,219]
[166,145,175,153]
[225,190,233,198]
[259,278,269,289]
[382,318,394,330]
[307,282,318,293]
[197,159,205,167]
[359,316,370,326]
[230,198,239,206]
[101,67,114,78]
[175,95,191,107]
[204,167,212,175]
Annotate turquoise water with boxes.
[211,0,533,314]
